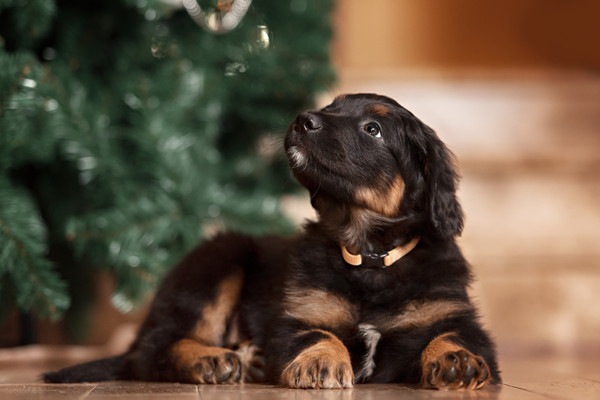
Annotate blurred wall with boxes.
[333,0,600,71]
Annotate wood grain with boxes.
[3,356,599,399]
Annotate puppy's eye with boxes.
[363,122,382,139]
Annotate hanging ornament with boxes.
[254,24,270,49]
[182,0,253,34]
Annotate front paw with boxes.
[423,349,490,390]
[280,340,354,389]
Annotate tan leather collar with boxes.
[341,238,420,268]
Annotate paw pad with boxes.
[424,349,491,390]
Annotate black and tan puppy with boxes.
[45,94,500,389]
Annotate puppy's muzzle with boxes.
[293,112,322,134]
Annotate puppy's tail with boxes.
[43,354,129,383]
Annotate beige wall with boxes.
[333,0,600,71]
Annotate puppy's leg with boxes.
[128,234,262,383]
[276,329,354,389]
[365,311,500,387]
[167,271,246,383]
[420,332,494,390]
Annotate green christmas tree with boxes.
[0,0,334,338]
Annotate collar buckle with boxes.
[341,238,420,269]
[364,251,389,261]
[362,252,389,268]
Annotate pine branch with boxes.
[0,0,335,328]
[0,178,69,320]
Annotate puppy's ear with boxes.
[420,127,464,238]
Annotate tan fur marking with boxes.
[283,288,358,329]
[191,272,243,346]
[355,175,404,217]
[223,311,242,347]
[380,300,473,332]
[342,207,378,247]
[341,206,399,248]
[370,103,391,117]
[280,330,354,388]
[171,339,230,368]
[421,333,463,367]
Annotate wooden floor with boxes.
[0,354,599,399]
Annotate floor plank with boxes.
[195,383,543,400]
[88,381,198,399]
[0,382,555,400]
[502,360,600,400]
[196,384,418,400]
[3,357,596,399]
[0,383,96,400]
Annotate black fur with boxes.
[44,94,500,389]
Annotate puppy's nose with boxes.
[295,112,322,133]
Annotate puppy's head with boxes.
[284,93,463,240]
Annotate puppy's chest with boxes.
[281,286,473,335]
[281,286,473,381]
[281,286,398,333]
